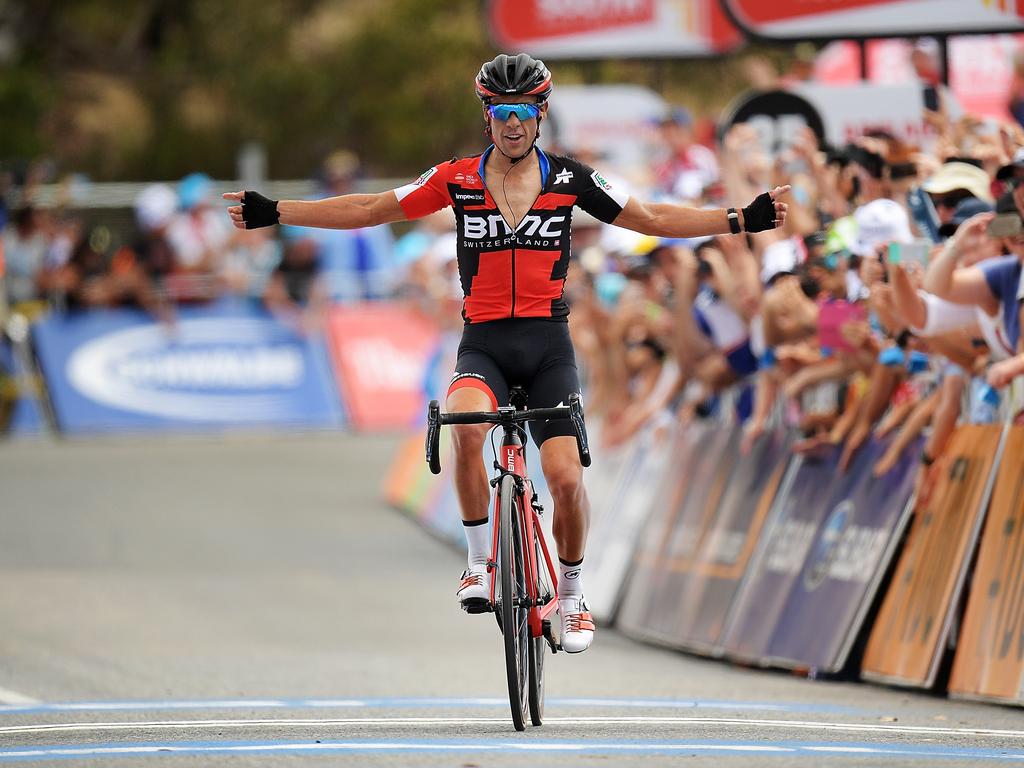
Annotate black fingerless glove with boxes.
[741,191,776,233]
[242,191,280,229]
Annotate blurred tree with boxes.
[0,0,787,182]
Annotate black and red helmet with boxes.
[475,53,552,104]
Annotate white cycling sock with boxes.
[558,556,584,601]
[463,517,490,568]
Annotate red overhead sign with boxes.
[722,0,1024,39]
[489,0,741,58]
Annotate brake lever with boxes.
[569,393,591,468]
[426,400,442,475]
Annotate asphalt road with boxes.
[0,432,1022,766]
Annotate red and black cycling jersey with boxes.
[395,146,629,323]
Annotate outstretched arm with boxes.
[223,189,408,231]
[612,185,789,238]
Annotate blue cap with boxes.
[178,172,213,210]
[879,347,906,367]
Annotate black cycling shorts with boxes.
[447,318,581,447]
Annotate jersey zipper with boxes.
[510,238,516,318]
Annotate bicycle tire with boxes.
[527,534,547,726]
[498,474,529,732]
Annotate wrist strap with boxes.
[727,207,741,234]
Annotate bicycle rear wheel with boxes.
[497,474,529,732]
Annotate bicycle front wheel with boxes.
[497,474,529,732]
[527,531,550,726]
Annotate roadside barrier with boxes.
[949,426,1024,705]
[325,304,439,431]
[386,412,1022,704]
[722,435,920,673]
[32,299,343,432]
[861,424,1005,689]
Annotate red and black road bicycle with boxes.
[425,388,590,731]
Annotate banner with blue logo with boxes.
[763,436,921,673]
[721,446,843,663]
[33,302,344,433]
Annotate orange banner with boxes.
[949,426,1024,704]
[861,425,1004,688]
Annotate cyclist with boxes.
[225,53,788,654]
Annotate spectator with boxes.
[921,161,994,226]
[2,207,47,308]
[653,107,719,203]
[262,226,328,337]
[307,150,396,301]
[165,172,233,301]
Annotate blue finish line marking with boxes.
[0,739,1022,763]
[0,697,861,716]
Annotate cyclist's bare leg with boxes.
[446,386,493,523]
[539,435,589,562]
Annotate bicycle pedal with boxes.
[460,598,490,615]
[542,619,559,654]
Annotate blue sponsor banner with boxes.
[33,301,344,433]
[721,446,843,663]
[722,437,921,672]
[761,437,921,672]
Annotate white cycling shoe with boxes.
[457,564,490,614]
[559,596,595,653]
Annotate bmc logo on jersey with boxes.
[463,214,566,240]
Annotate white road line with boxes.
[0,743,799,758]
[0,688,37,706]
[0,716,1021,740]
[1,742,1023,761]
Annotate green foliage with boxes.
[0,1,787,181]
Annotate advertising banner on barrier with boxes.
[32,303,343,433]
[862,424,1005,689]
[950,426,1024,705]
[760,437,922,673]
[674,428,792,654]
[721,447,840,663]
[618,422,737,647]
[326,304,439,431]
[585,422,672,622]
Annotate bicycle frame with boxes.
[487,429,560,638]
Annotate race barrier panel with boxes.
[616,421,738,647]
[579,420,671,622]
[861,424,1006,689]
[949,425,1024,705]
[724,436,921,673]
[325,304,439,431]
[675,426,791,655]
[32,301,343,433]
[720,446,841,664]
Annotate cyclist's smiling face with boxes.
[485,95,547,157]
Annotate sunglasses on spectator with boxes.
[931,191,973,208]
[488,103,542,121]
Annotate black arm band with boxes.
[242,191,280,229]
[741,192,776,233]
[726,207,741,234]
